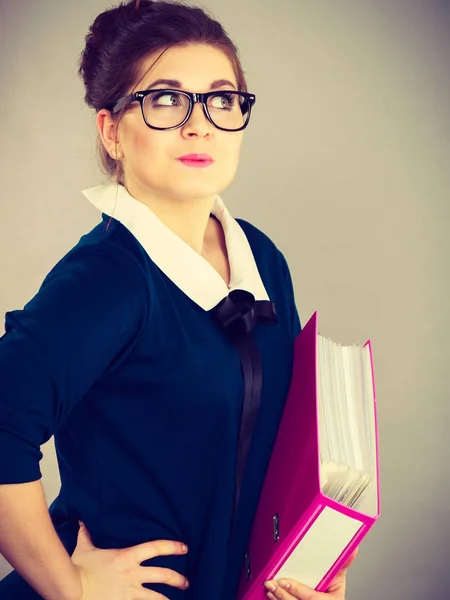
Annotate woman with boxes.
[0,1,357,599]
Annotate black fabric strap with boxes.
[211,290,277,538]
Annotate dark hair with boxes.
[78,0,249,184]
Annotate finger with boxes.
[76,521,94,549]
[342,546,359,568]
[131,539,188,563]
[265,548,358,600]
[265,578,318,600]
[324,549,358,594]
[138,566,189,590]
[134,588,175,600]
[264,582,300,600]
[324,566,348,595]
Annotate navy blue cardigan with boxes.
[0,212,300,599]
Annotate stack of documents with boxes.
[236,311,380,598]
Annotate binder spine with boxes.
[315,521,370,592]
[241,498,324,599]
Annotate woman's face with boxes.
[99,43,245,204]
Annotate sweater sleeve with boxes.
[0,243,149,484]
[278,250,301,339]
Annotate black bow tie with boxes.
[212,289,278,336]
[210,290,278,539]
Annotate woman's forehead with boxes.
[137,44,238,91]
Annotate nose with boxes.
[182,100,213,135]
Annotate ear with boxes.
[96,109,120,158]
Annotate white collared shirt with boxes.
[81,182,270,311]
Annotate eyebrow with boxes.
[144,78,237,91]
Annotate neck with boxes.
[124,180,217,255]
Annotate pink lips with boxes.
[178,153,214,168]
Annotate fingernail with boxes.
[278,580,291,590]
[264,581,276,592]
[182,544,188,552]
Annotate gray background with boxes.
[1,1,449,598]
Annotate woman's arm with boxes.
[0,479,81,600]
[0,243,150,598]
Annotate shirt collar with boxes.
[81,182,269,311]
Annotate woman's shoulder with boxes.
[44,216,150,295]
[236,216,274,245]
[235,216,287,267]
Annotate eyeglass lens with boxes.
[142,91,249,129]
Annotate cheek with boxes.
[122,117,161,159]
[130,130,157,155]
[231,134,244,158]
[127,133,170,177]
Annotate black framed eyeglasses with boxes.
[109,89,256,132]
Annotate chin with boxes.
[170,181,227,200]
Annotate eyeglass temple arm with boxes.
[111,94,133,115]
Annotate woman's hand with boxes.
[71,521,190,599]
[263,547,359,600]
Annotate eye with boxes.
[209,93,237,110]
[151,92,185,107]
